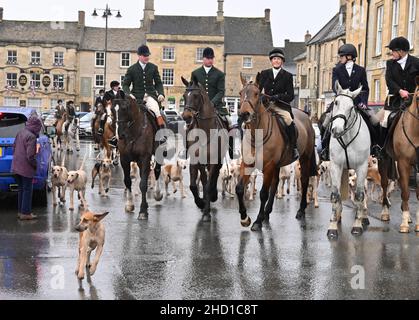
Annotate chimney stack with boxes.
[265,9,270,23]
[0,8,3,22]
[217,0,224,22]
[305,30,312,43]
[142,0,155,31]
[78,11,85,27]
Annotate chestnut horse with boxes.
[54,112,67,151]
[236,74,317,231]
[379,77,419,233]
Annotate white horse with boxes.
[326,82,371,239]
[63,118,80,153]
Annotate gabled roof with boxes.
[149,16,223,36]
[307,11,345,45]
[281,40,306,62]
[293,51,307,61]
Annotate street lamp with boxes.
[92,4,122,92]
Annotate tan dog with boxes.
[277,165,292,199]
[51,165,68,206]
[366,156,382,202]
[293,161,302,196]
[130,161,141,196]
[67,158,88,211]
[162,159,188,198]
[91,158,113,197]
[75,211,108,280]
[319,161,331,188]
[220,163,234,198]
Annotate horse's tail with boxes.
[309,147,318,177]
[340,169,349,201]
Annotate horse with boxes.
[378,77,419,233]
[326,82,371,239]
[114,95,163,220]
[236,73,317,232]
[54,112,66,151]
[62,116,80,153]
[181,77,230,222]
[93,102,119,165]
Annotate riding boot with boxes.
[320,128,331,161]
[370,124,383,160]
[98,119,106,135]
[108,136,118,148]
[286,122,299,161]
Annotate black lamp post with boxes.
[92,5,122,91]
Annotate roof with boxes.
[149,16,223,36]
[0,20,83,46]
[80,27,145,52]
[307,12,345,45]
[224,17,273,55]
[281,40,306,62]
[293,51,307,61]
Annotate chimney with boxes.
[0,8,3,22]
[264,9,270,23]
[78,11,85,27]
[305,30,312,43]
[217,0,224,22]
[142,0,155,31]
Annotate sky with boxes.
[0,0,340,46]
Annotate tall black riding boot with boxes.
[320,129,331,161]
[98,119,106,135]
[286,122,299,161]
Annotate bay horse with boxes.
[114,95,163,220]
[236,74,317,231]
[379,77,419,233]
[327,82,370,239]
[181,77,230,222]
[54,112,67,151]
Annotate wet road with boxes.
[0,141,418,300]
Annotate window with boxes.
[375,6,384,55]
[4,97,19,106]
[352,1,358,29]
[95,52,105,67]
[27,98,42,109]
[374,79,380,102]
[391,0,400,39]
[30,73,41,88]
[54,52,64,66]
[6,73,17,88]
[31,51,41,65]
[95,75,104,87]
[7,50,17,64]
[121,52,130,67]
[243,57,253,69]
[162,68,174,86]
[196,48,205,62]
[408,0,416,49]
[53,74,65,90]
[162,47,175,61]
[301,75,307,89]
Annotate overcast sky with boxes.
[1,0,339,46]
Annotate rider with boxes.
[320,44,380,160]
[258,48,299,161]
[64,100,77,133]
[122,45,167,143]
[190,47,231,128]
[379,36,419,149]
[54,99,65,126]
[97,81,121,147]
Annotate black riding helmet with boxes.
[110,80,120,88]
[203,47,215,59]
[137,45,151,56]
[338,44,358,58]
[387,37,410,52]
[269,48,285,61]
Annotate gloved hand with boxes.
[270,94,281,103]
[158,95,165,103]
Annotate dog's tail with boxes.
[79,153,88,171]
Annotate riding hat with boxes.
[110,80,120,88]
[269,48,285,61]
[137,45,151,56]
[203,47,215,59]
[387,37,410,52]
[338,44,358,58]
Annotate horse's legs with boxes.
[153,162,163,201]
[122,158,134,213]
[138,158,151,220]
[251,162,275,232]
[264,167,280,222]
[277,178,284,199]
[236,170,251,228]
[352,163,368,236]
[209,164,222,203]
[296,157,310,220]
[398,159,411,233]
[327,162,343,239]
[378,158,391,222]
[189,165,205,210]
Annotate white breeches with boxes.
[144,94,162,118]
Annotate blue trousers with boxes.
[15,175,33,215]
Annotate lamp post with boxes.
[92,5,122,92]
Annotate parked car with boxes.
[79,112,94,138]
[162,110,186,135]
[76,111,88,119]
[0,108,52,206]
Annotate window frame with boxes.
[54,52,64,66]
[30,51,41,65]
[30,72,41,88]
[120,52,131,68]
[391,0,400,39]
[242,57,253,69]
[95,74,105,87]
[162,68,174,87]
[6,73,18,88]
[196,48,205,62]
[53,74,65,90]
[7,50,18,64]
[95,51,105,67]
[375,5,384,56]
[162,47,175,61]
[407,0,416,49]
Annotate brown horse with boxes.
[379,77,419,233]
[93,101,118,163]
[181,77,230,222]
[115,95,162,220]
[54,112,67,151]
[236,74,317,231]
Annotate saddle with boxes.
[272,112,299,167]
[384,111,402,160]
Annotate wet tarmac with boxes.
[0,141,418,300]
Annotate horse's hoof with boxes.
[125,205,135,213]
[251,222,262,232]
[381,214,390,222]
[69,207,74,211]
[202,214,211,222]
[408,217,413,224]
[138,212,148,220]
[154,192,163,202]
[362,218,370,227]
[399,226,410,234]
[351,227,363,236]
[105,188,109,193]
[327,229,338,240]
[415,225,419,233]
[53,202,58,207]
[240,216,251,228]
[295,210,305,220]
[195,199,205,210]
[210,192,218,203]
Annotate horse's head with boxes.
[331,81,362,138]
[181,76,206,124]
[238,72,262,124]
[114,94,133,140]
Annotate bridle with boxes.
[115,99,136,130]
[183,87,216,121]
